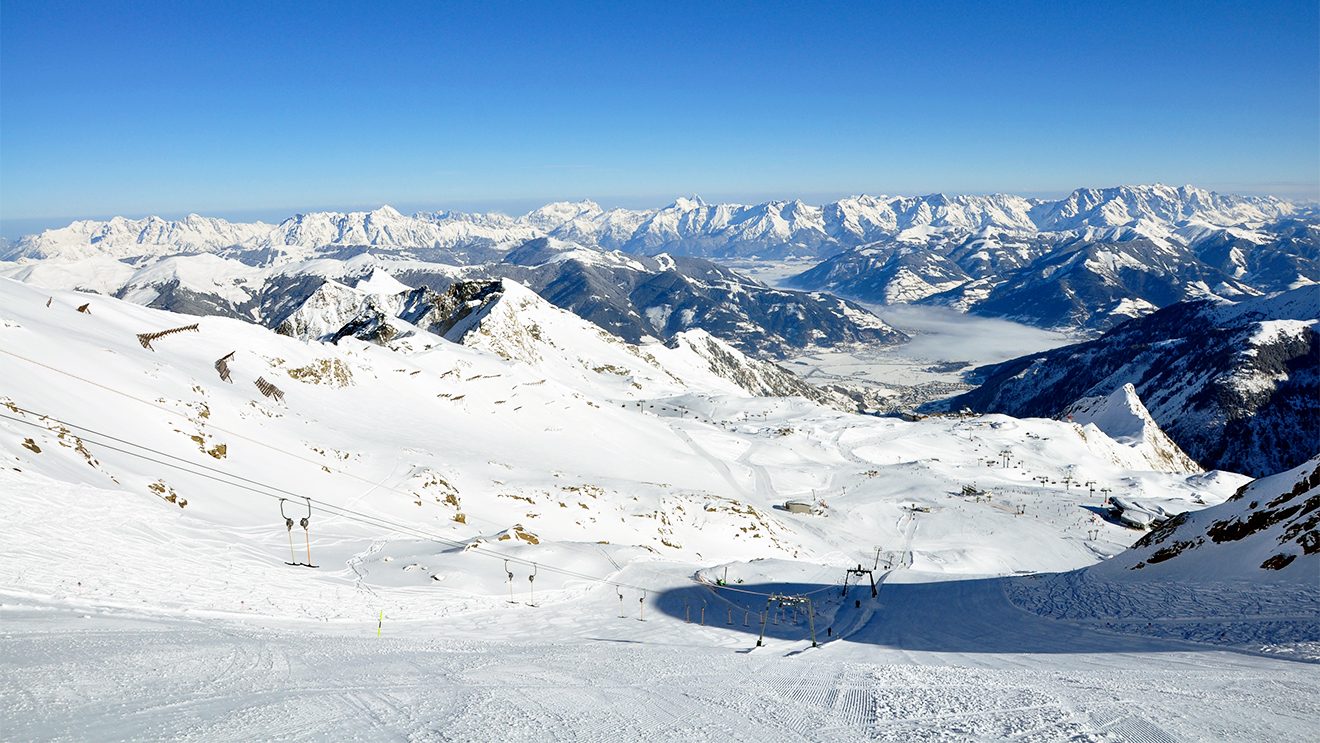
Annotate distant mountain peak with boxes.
[368,205,404,219]
[668,195,708,210]
[1065,384,1202,474]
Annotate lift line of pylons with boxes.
[759,546,881,648]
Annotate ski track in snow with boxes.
[671,424,750,499]
[4,575,1317,742]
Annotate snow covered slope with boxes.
[660,329,854,406]
[1009,456,1319,659]
[5,277,1317,740]
[1064,384,1202,474]
[427,278,702,400]
[1110,455,1319,578]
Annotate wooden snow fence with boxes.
[214,351,236,383]
[254,376,285,403]
[137,323,200,351]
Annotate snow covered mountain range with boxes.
[272,273,853,408]
[4,184,1300,264]
[946,286,1320,477]
[399,239,906,356]
[5,184,1313,335]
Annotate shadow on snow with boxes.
[651,573,1218,656]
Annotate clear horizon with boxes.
[2,1,1317,239]
[2,182,1315,241]
[2,182,1309,240]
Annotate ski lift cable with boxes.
[0,348,621,567]
[0,350,858,605]
[0,410,647,591]
[4,407,846,610]
[0,403,573,573]
[2,409,628,591]
[0,409,457,546]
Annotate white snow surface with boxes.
[1,277,1316,740]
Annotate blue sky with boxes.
[2,0,1317,236]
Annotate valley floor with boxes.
[731,260,1082,406]
[4,566,1317,742]
[783,303,1076,395]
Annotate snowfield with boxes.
[1,277,1316,741]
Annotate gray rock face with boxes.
[943,287,1320,477]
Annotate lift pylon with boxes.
[841,563,877,598]
[755,594,818,649]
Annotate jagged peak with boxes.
[667,195,709,211]
[367,205,404,219]
[1065,384,1202,475]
